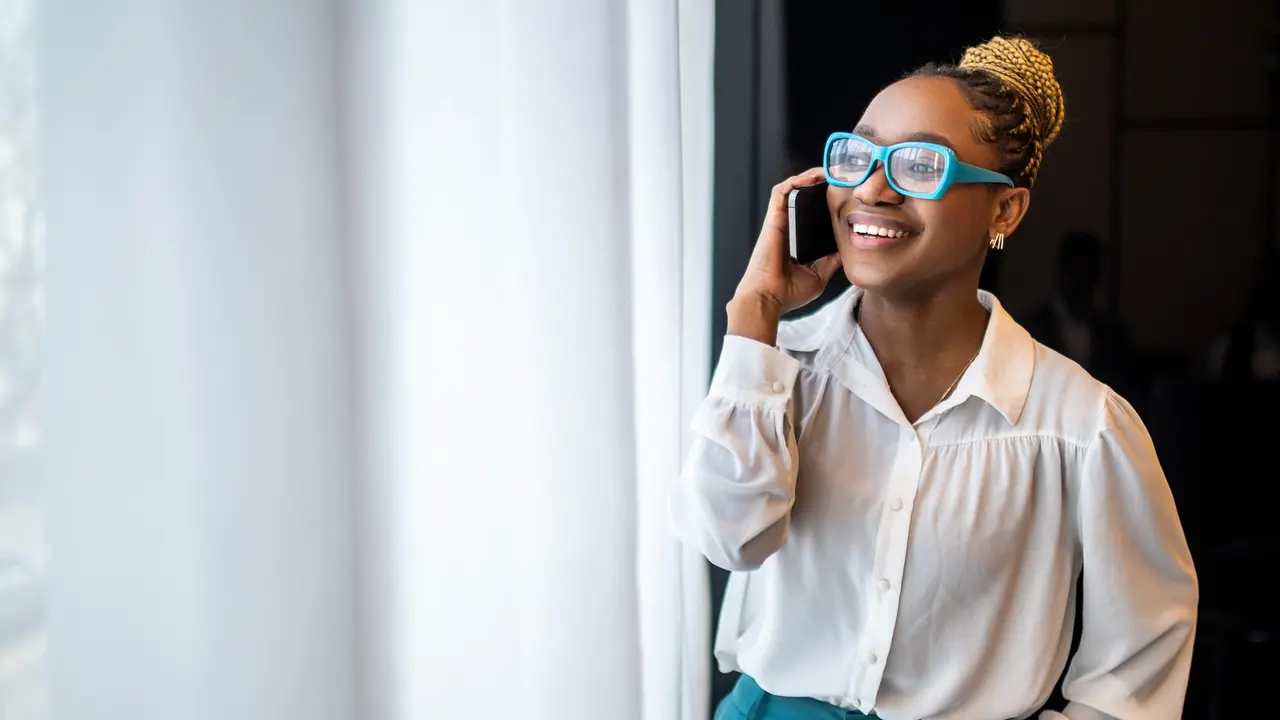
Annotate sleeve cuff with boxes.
[709,335,802,405]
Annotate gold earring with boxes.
[989,232,1005,250]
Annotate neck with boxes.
[857,281,989,378]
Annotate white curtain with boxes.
[41,2,358,719]
[38,0,714,718]
[0,0,47,717]
[630,1,714,719]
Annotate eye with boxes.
[909,162,942,175]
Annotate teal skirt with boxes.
[715,675,876,720]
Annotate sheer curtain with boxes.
[38,0,713,718]
[630,2,714,719]
[0,0,47,717]
[42,2,357,718]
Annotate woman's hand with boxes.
[727,168,843,346]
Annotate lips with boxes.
[847,213,919,250]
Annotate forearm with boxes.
[726,291,782,347]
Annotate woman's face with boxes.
[827,75,1029,299]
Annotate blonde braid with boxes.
[957,36,1065,186]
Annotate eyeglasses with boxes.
[823,132,1014,200]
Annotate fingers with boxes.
[750,168,829,268]
[763,168,827,227]
[797,253,843,301]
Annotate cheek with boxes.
[918,194,986,249]
[826,186,851,220]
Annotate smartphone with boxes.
[788,183,839,265]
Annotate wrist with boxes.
[726,292,783,346]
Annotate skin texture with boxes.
[729,75,1037,421]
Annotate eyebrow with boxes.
[852,125,957,150]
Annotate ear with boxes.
[990,186,1031,239]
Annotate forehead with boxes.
[854,75,990,162]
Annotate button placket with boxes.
[857,428,925,702]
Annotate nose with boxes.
[851,161,904,207]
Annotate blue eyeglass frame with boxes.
[823,131,1014,200]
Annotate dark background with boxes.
[709,0,1279,716]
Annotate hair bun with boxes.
[960,36,1065,179]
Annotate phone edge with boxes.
[787,188,800,261]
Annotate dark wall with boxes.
[783,5,1002,163]
[999,0,1276,356]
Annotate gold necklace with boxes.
[856,300,985,409]
[932,346,981,408]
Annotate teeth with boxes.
[854,223,909,239]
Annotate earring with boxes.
[989,232,1005,250]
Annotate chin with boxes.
[840,256,908,294]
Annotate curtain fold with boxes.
[630,1,714,719]
[41,2,358,719]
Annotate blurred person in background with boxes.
[672,36,1197,720]
[1022,230,1132,384]
[1208,254,1280,384]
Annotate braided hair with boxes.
[910,36,1066,188]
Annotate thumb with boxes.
[814,253,844,284]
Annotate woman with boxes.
[671,36,1197,720]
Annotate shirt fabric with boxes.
[670,287,1198,720]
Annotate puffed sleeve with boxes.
[669,335,804,571]
[1042,391,1199,720]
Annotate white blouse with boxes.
[671,288,1198,720]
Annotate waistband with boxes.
[725,674,875,720]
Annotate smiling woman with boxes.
[673,35,1198,720]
